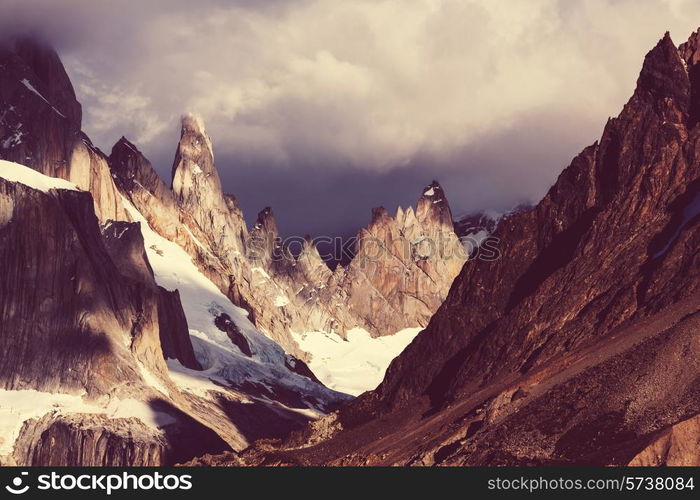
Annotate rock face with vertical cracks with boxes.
[101,219,201,370]
[0,37,126,222]
[12,414,167,467]
[0,178,161,395]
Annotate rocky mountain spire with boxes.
[248,206,284,265]
[415,180,454,229]
[108,136,185,244]
[635,32,689,102]
[169,113,248,259]
[171,113,225,220]
[110,137,174,202]
[254,206,279,237]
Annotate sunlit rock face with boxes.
[109,113,467,359]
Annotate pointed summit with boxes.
[7,37,82,125]
[634,31,689,113]
[171,113,228,230]
[395,205,405,223]
[370,206,391,225]
[111,136,142,160]
[255,206,277,231]
[108,136,168,198]
[181,112,210,142]
[250,206,279,241]
[679,27,700,66]
[415,180,454,228]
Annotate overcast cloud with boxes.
[2,0,700,235]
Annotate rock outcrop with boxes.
[628,414,700,466]
[0,37,126,222]
[12,414,168,467]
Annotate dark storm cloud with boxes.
[2,0,700,236]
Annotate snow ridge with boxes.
[0,160,78,192]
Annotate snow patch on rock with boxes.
[274,295,290,307]
[0,160,78,192]
[20,78,66,118]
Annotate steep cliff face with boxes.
[0,37,81,178]
[171,114,238,252]
[12,414,167,467]
[109,137,180,240]
[0,165,166,396]
[0,38,125,222]
[0,162,187,464]
[101,219,201,370]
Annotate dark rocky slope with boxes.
[375,31,700,413]
[0,37,126,222]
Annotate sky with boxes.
[2,0,700,236]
